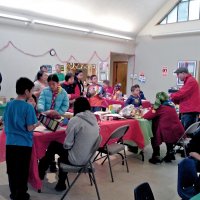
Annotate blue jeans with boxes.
[91,107,102,112]
[181,113,199,130]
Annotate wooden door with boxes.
[113,62,128,94]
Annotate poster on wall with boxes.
[162,66,168,76]
[98,62,108,81]
[177,61,197,85]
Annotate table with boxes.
[0,119,152,191]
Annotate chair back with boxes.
[85,135,102,165]
[177,158,198,200]
[134,182,155,200]
[185,121,200,135]
[104,125,129,145]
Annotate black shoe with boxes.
[149,156,162,164]
[10,194,15,200]
[55,181,67,192]
[15,193,30,200]
[163,153,176,163]
[49,161,57,173]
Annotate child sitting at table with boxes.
[38,97,99,191]
[112,83,123,101]
[103,80,114,98]
[86,75,104,112]
[3,77,39,200]
[125,85,142,107]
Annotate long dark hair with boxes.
[47,74,59,83]
[73,97,91,116]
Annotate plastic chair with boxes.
[134,182,155,200]
[94,125,129,182]
[59,135,102,200]
[176,121,200,157]
[177,158,198,200]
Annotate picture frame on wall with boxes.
[177,61,197,86]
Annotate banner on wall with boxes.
[162,66,168,76]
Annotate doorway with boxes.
[113,62,128,94]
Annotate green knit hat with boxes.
[153,92,169,110]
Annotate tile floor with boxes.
[0,144,182,200]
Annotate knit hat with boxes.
[153,92,169,110]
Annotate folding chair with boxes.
[177,158,198,200]
[134,182,155,200]
[176,121,200,157]
[94,125,129,182]
[59,135,102,200]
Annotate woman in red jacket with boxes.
[143,92,184,164]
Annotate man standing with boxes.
[171,67,200,130]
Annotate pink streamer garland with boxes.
[0,41,110,64]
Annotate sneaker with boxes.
[148,156,162,164]
[49,161,57,173]
[55,182,67,192]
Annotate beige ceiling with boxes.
[0,0,170,37]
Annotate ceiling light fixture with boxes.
[0,13,30,22]
[32,20,90,32]
[92,30,133,40]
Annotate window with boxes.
[159,0,200,24]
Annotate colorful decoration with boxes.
[0,41,110,64]
[138,72,146,83]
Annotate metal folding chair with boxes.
[176,121,200,157]
[59,135,102,200]
[94,125,129,182]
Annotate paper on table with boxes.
[104,113,125,119]
[34,125,65,133]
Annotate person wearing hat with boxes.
[171,67,200,130]
[143,92,184,164]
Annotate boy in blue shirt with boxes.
[125,85,142,107]
[4,77,39,200]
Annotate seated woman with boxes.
[38,97,99,191]
[38,74,69,118]
[125,85,142,107]
[33,71,48,98]
[143,92,184,164]
[112,83,123,101]
[103,80,114,98]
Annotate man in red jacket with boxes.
[171,67,200,130]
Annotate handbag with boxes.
[38,113,60,132]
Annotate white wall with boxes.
[134,0,200,102]
[0,23,134,99]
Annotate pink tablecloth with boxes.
[0,119,144,190]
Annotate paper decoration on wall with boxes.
[133,73,138,80]
[0,41,110,64]
[138,72,146,83]
[45,65,52,73]
[98,62,108,81]
[162,66,168,76]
